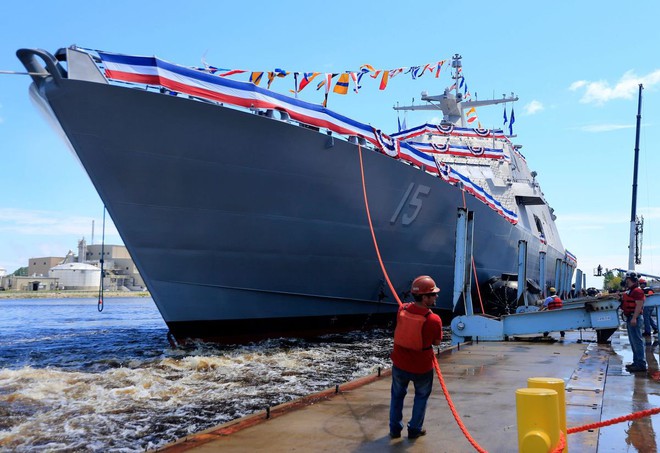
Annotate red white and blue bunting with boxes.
[391,123,507,141]
[565,250,578,267]
[437,163,518,224]
[96,50,517,225]
[407,141,505,159]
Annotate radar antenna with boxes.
[393,54,518,127]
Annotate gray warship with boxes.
[17,46,574,343]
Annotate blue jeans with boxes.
[626,315,647,368]
[643,306,658,334]
[389,366,434,435]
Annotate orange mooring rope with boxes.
[550,431,566,453]
[567,406,660,434]
[472,257,486,314]
[357,145,403,307]
[432,356,488,452]
[358,145,488,452]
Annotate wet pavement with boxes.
[155,328,660,452]
[598,330,660,452]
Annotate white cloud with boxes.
[569,81,588,91]
[569,69,660,105]
[577,123,635,133]
[523,100,544,115]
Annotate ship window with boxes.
[534,215,545,235]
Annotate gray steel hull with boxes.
[35,77,563,342]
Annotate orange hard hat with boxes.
[411,275,440,295]
[639,278,647,285]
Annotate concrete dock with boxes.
[156,329,660,452]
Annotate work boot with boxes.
[626,364,647,372]
[408,429,426,439]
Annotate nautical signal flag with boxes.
[218,69,246,77]
[349,72,359,93]
[333,73,350,95]
[509,107,515,135]
[249,72,264,86]
[466,107,478,124]
[379,71,390,90]
[322,73,334,107]
[435,60,445,78]
[297,72,320,93]
[357,64,375,88]
[267,69,288,89]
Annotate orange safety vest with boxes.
[548,295,563,310]
[393,305,432,351]
[622,286,645,316]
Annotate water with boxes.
[0,297,406,452]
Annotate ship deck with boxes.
[155,329,660,452]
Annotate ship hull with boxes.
[34,77,563,342]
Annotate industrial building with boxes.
[0,239,144,292]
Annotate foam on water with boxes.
[0,298,434,451]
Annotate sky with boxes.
[1,1,660,288]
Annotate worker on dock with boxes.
[541,287,565,338]
[640,278,658,337]
[389,275,443,440]
[621,272,647,372]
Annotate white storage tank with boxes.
[49,262,101,290]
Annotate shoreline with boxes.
[0,290,151,300]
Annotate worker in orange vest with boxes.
[389,275,443,440]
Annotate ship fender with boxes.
[482,273,542,316]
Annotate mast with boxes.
[393,53,517,126]
[451,53,462,101]
[628,84,643,270]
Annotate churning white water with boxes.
[0,297,442,451]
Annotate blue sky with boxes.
[1,1,660,288]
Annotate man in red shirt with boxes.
[621,272,647,372]
[389,275,443,439]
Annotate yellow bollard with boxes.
[528,377,567,452]
[516,388,560,452]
